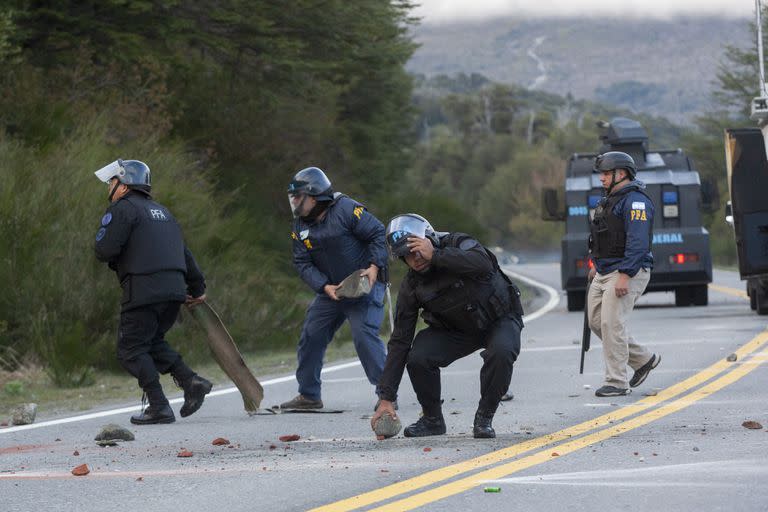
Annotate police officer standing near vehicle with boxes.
[94,159,212,425]
[371,214,523,438]
[282,167,389,409]
[588,152,661,397]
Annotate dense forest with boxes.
[0,2,762,386]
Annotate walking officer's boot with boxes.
[131,381,175,425]
[403,413,447,437]
[473,409,496,439]
[180,375,213,418]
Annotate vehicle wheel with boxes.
[749,286,757,311]
[756,285,768,315]
[567,291,585,312]
[691,284,708,306]
[674,287,692,307]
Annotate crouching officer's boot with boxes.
[473,409,496,439]
[403,413,447,437]
[131,381,175,425]
[180,375,213,418]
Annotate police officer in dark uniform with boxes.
[588,151,660,397]
[282,167,389,409]
[371,214,524,439]
[94,159,212,425]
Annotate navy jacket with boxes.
[593,181,654,277]
[291,194,388,294]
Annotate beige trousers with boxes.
[587,269,652,388]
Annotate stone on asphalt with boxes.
[71,464,90,476]
[11,403,37,425]
[95,423,135,442]
[742,420,763,429]
[373,412,402,439]
[726,353,737,362]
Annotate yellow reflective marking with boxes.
[291,232,298,240]
[353,206,364,219]
[312,330,768,512]
[304,239,313,249]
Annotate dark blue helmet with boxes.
[95,159,151,192]
[593,151,637,179]
[385,213,436,258]
[287,167,333,201]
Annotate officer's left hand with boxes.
[614,273,630,298]
[186,294,207,306]
[360,264,379,288]
[407,236,433,261]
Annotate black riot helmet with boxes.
[385,213,437,258]
[593,151,637,179]
[94,159,152,199]
[287,167,334,201]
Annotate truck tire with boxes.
[749,285,757,311]
[567,291,585,312]
[756,285,768,315]
[674,287,691,307]
[691,285,708,306]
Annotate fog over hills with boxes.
[407,16,752,123]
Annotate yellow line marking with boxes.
[709,283,748,299]
[312,331,768,512]
[372,343,768,511]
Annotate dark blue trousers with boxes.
[296,282,387,400]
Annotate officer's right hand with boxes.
[371,400,398,431]
[185,294,206,306]
[323,284,340,301]
[588,268,596,281]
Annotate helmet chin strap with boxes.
[606,170,628,194]
[108,181,122,202]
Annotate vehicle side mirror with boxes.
[701,179,720,214]
[542,188,566,221]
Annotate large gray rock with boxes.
[335,269,371,299]
[11,403,37,425]
[373,412,402,439]
[95,423,135,443]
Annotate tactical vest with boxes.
[117,195,187,280]
[414,238,523,333]
[589,188,652,259]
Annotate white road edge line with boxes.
[1,269,559,435]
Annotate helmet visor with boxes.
[94,160,123,183]
[386,214,429,258]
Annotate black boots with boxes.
[473,409,496,439]
[403,414,447,437]
[131,403,175,425]
[180,375,213,417]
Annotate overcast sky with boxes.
[413,0,754,22]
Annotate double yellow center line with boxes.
[313,329,768,511]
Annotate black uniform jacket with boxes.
[94,191,205,310]
[377,233,504,401]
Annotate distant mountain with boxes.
[406,16,751,123]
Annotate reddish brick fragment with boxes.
[71,464,90,476]
[551,452,560,457]
[743,420,763,430]
[177,450,194,458]
[423,447,432,452]
[279,434,300,442]
[212,438,230,446]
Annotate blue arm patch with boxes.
[101,213,112,226]
[96,227,107,241]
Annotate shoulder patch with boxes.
[458,238,481,251]
[353,206,364,219]
[291,231,298,240]
[147,207,168,221]
[101,213,112,226]
[96,227,107,242]
[631,201,646,210]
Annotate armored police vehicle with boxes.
[721,1,768,315]
[543,117,714,311]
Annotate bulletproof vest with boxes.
[116,195,187,280]
[589,186,652,259]
[414,236,523,333]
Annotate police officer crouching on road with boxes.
[94,159,212,425]
[283,167,389,410]
[371,214,524,439]
[588,152,661,398]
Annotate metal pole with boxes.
[759,0,764,88]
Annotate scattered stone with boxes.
[212,437,230,446]
[692,447,700,452]
[633,452,638,456]
[71,464,90,476]
[567,394,580,398]
[11,403,37,426]
[177,450,193,458]
[726,353,738,362]
[742,420,763,430]
[450,411,461,415]
[95,424,134,443]
[583,385,591,390]
[551,452,559,457]
[423,447,432,452]
[373,413,402,439]
[73,450,79,456]
[136,477,143,482]
[279,434,300,442]
[638,457,645,463]
[268,444,277,450]
[642,389,660,397]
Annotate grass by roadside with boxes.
[0,276,539,423]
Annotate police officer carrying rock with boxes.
[94,159,212,425]
[371,214,523,438]
[588,151,661,397]
[282,167,389,409]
